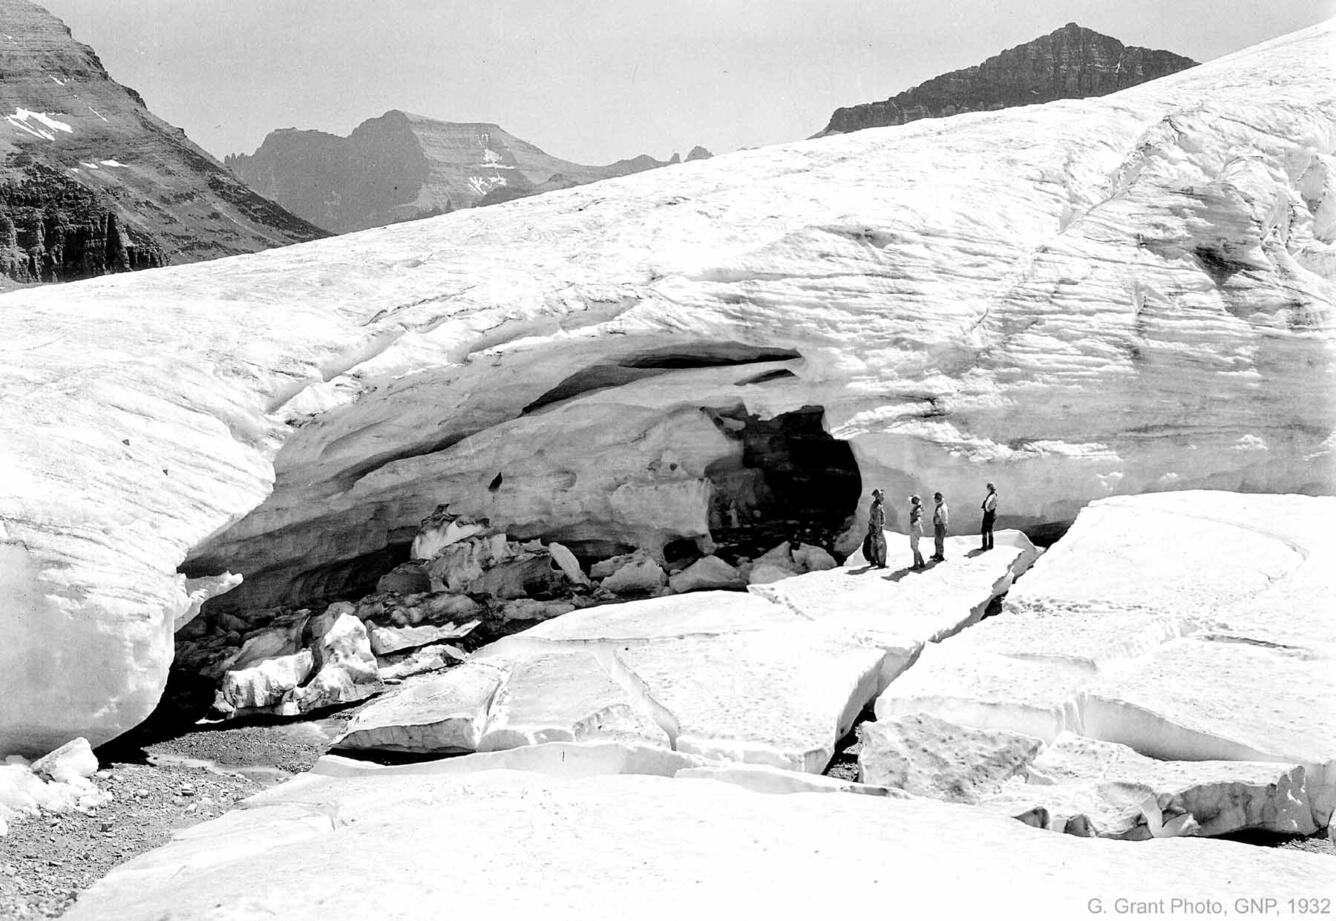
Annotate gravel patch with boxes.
[0,710,355,919]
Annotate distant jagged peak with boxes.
[815,22,1197,137]
[229,108,714,233]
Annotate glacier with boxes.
[0,21,1333,754]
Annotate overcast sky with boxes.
[40,0,1333,165]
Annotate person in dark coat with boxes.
[864,489,888,569]
[931,492,949,562]
[908,495,926,569]
[980,482,998,551]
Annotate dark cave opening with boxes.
[703,404,862,562]
[275,542,413,614]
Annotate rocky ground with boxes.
[0,712,354,919]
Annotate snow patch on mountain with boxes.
[5,107,72,141]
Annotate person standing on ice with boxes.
[931,492,949,562]
[863,489,888,569]
[980,482,998,551]
[908,495,926,569]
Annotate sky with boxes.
[40,0,1334,165]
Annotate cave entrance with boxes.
[703,405,861,562]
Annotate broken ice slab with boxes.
[614,623,902,772]
[873,492,1336,836]
[376,644,467,682]
[751,530,1038,646]
[978,733,1317,839]
[1084,636,1335,767]
[874,642,1088,743]
[1085,633,1336,828]
[335,589,912,770]
[477,650,669,751]
[330,533,1041,769]
[335,659,508,753]
[857,712,1043,803]
[1003,493,1309,621]
[367,619,480,656]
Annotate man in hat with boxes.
[931,492,949,562]
[980,482,998,551]
[863,489,888,568]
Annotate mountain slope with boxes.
[816,22,1197,136]
[0,0,326,284]
[225,111,711,233]
[0,19,1330,754]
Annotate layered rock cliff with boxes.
[225,111,711,233]
[0,0,326,284]
[816,22,1197,136]
[0,20,1331,756]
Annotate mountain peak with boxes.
[816,24,1197,137]
[0,0,325,284]
[230,112,709,233]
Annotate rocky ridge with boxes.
[225,111,713,233]
[816,22,1197,136]
[0,0,325,284]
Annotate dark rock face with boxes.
[0,163,164,282]
[817,23,1197,137]
[0,0,326,285]
[227,111,713,233]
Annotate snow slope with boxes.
[0,22,1333,754]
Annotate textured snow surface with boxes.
[1,22,1334,753]
[337,543,1032,770]
[876,491,1336,828]
[63,745,1335,921]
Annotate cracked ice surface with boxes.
[339,544,1031,771]
[876,491,1336,832]
[62,746,1335,921]
[2,22,1333,752]
[612,626,893,771]
[977,733,1318,839]
[477,650,669,751]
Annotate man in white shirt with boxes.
[980,482,998,551]
[931,492,949,562]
